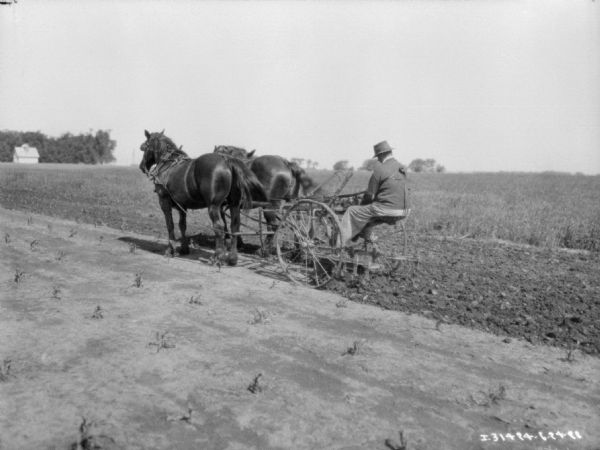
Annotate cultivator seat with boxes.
[350,213,412,274]
[368,215,405,227]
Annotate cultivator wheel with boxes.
[274,199,343,288]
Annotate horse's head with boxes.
[139,129,183,173]
[139,129,162,173]
[213,145,256,161]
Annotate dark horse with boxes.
[139,131,267,265]
[213,146,315,249]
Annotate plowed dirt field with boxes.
[1,207,599,450]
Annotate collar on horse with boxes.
[147,148,190,187]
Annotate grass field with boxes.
[1,163,599,251]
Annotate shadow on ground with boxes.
[117,234,290,284]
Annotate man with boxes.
[340,140,410,246]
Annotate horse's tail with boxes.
[224,156,268,209]
[285,160,315,196]
[285,160,303,180]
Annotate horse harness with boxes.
[147,151,193,212]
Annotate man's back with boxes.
[368,158,408,210]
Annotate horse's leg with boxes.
[159,196,176,256]
[178,208,189,255]
[219,206,233,249]
[220,206,228,246]
[227,204,241,266]
[221,205,243,249]
[262,199,281,255]
[208,204,226,262]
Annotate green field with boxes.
[1,163,599,251]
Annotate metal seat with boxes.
[367,215,405,227]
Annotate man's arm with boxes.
[362,170,380,205]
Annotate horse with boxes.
[213,146,315,250]
[139,130,267,265]
[213,146,315,200]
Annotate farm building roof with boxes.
[14,144,40,159]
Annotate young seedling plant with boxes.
[14,269,24,284]
[133,273,143,288]
[562,339,580,363]
[471,384,507,407]
[342,339,365,356]
[91,306,104,319]
[71,417,116,450]
[51,286,62,300]
[0,359,12,382]
[148,332,176,353]
[385,430,408,450]
[560,322,579,363]
[188,295,202,305]
[247,373,264,394]
[248,309,270,325]
[167,408,194,424]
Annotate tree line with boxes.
[0,130,116,164]
[331,158,445,173]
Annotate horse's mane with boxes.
[214,145,247,153]
[214,145,251,160]
[158,135,189,159]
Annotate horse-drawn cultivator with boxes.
[140,131,414,288]
[232,169,414,288]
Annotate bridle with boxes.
[142,135,190,212]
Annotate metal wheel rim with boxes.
[274,199,343,287]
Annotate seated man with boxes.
[340,140,410,246]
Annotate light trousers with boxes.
[340,203,409,246]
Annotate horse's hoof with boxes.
[227,254,238,266]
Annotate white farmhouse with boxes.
[13,144,40,164]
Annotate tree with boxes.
[360,159,378,171]
[0,129,117,163]
[0,131,21,162]
[408,158,438,173]
[290,157,304,168]
[93,130,116,164]
[333,160,350,171]
[435,164,446,173]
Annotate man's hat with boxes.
[373,140,393,157]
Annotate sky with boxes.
[0,0,599,173]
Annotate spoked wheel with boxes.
[274,199,343,288]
